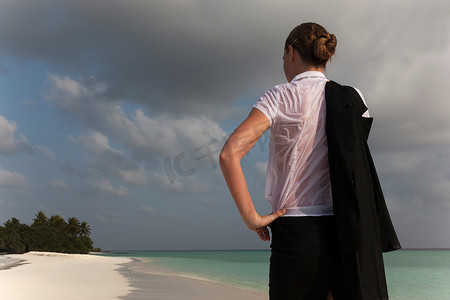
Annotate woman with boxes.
[220,22,400,299]
[220,22,338,299]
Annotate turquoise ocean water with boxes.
[100,250,450,299]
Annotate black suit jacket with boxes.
[325,81,401,299]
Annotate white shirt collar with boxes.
[290,71,326,83]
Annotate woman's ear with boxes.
[287,45,295,62]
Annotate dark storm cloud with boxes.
[0,0,369,117]
[2,0,448,120]
[0,0,286,116]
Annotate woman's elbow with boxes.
[219,147,231,167]
[219,144,237,167]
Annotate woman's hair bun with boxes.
[312,33,337,61]
[285,22,337,69]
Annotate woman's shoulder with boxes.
[260,82,290,103]
[264,81,302,99]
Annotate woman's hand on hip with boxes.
[247,209,287,241]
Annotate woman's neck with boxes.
[288,66,323,82]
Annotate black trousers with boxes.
[269,216,336,300]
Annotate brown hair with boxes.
[284,22,337,69]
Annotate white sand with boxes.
[0,251,133,300]
[0,251,268,300]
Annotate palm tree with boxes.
[49,215,67,232]
[3,218,26,253]
[67,217,81,237]
[32,211,49,227]
[3,218,22,235]
[79,221,91,237]
[4,217,21,230]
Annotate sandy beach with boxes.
[0,251,267,300]
[0,251,133,299]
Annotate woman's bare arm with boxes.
[219,108,286,241]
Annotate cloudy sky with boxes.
[0,0,449,250]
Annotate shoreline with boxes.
[95,249,273,294]
[117,257,267,300]
[119,256,267,293]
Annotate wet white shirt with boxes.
[253,71,368,216]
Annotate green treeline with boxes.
[0,211,100,254]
